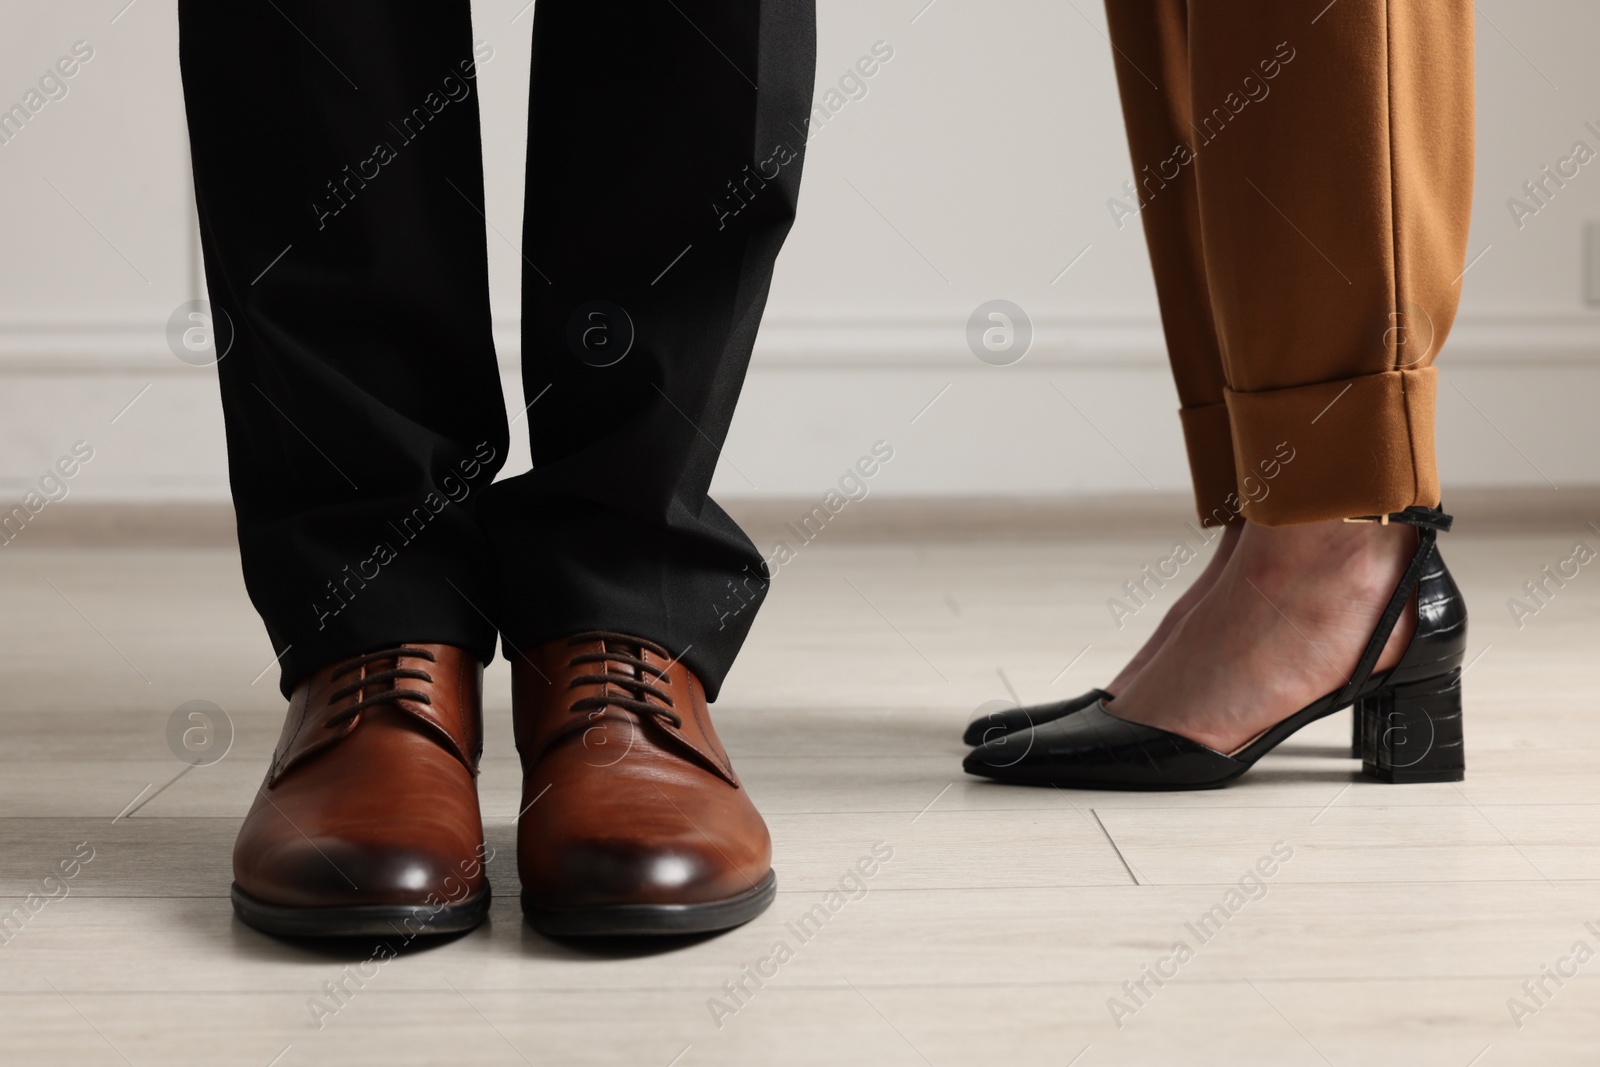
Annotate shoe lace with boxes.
[565,631,682,729]
[324,646,437,729]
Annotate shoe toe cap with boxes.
[236,831,481,909]
[522,829,767,908]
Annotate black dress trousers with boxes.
[177,1,816,697]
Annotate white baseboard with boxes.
[17,487,1600,549]
[4,312,1599,372]
[0,313,1596,502]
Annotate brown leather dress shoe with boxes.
[231,644,492,938]
[513,631,775,936]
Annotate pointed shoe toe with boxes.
[962,688,1110,746]
[964,704,1245,790]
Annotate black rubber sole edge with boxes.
[522,870,778,937]
[1361,765,1465,784]
[965,770,1236,792]
[230,883,491,939]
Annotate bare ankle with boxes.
[1234,518,1414,595]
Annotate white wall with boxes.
[1,0,1597,505]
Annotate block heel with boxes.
[1360,669,1465,783]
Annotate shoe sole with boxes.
[522,870,777,937]
[1361,764,1464,784]
[230,883,491,939]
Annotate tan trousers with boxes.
[1104,1,1474,526]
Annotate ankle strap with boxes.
[1343,504,1453,533]
[1336,504,1453,705]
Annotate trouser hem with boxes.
[1223,367,1440,527]
[1179,402,1244,527]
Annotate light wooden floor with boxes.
[3,501,1598,1065]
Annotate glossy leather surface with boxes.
[513,633,772,913]
[965,506,1467,790]
[233,644,488,912]
[1372,534,1467,688]
[964,703,1246,788]
[962,689,1110,746]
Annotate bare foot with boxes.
[1106,522,1241,695]
[1106,518,1417,753]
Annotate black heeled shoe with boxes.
[963,506,1466,790]
[969,689,1367,758]
[968,687,1370,757]
[962,689,1110,746]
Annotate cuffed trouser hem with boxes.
[1179,402,1243,527]
[1224,367,1439,527]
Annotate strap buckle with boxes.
[1343,505,1453,533]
